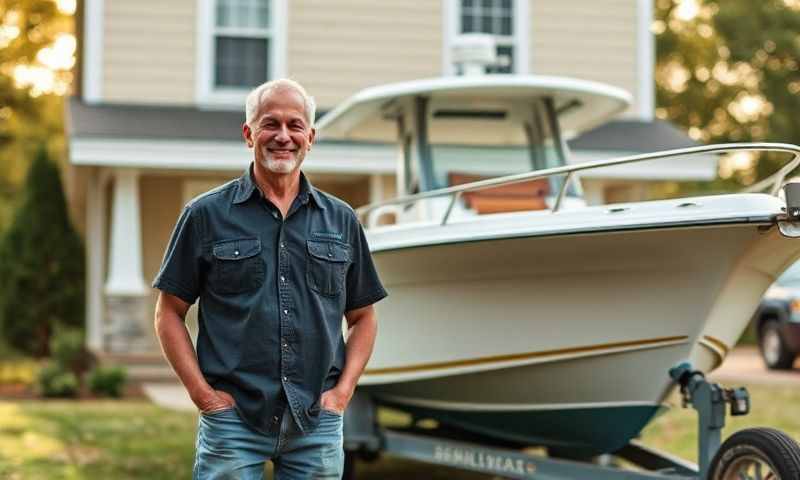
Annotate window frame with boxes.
[443,0,529,76]
[195,0,287,108]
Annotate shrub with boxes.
[0,359,39,386]
[88,366,128,398]
[50,328,94,377]
[0,145,85,356]
[37,361,79,398]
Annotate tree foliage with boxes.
[655,0,800,186]
[0,146,85,356]
[0,0,73,230]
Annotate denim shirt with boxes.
[153,166,387,435]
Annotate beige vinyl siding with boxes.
[103,0,196,105]
[141,176,184,315]
[529,0,639,115]
[287,0,443,110]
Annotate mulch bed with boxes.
[0,383,34,399]
[0,382,147,400]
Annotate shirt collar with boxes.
[232,164,325,210]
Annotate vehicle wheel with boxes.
[708,428,800,480]
[760,321,795,370]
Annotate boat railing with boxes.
[355,143,800,227]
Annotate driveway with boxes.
[709,345,800,386]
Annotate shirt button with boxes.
[272,211,278,219]
[327,253,332,258]
[283,376,288,381]
[283,309,288,315]
[280,242,285,248]
[273,416,279,422]
[280,276,286,283]
[283,342,288,348]
[234,250,239,256]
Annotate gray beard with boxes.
[262,157,297,174]
[258,148,300,174]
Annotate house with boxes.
[66,0,712,363]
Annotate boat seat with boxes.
[448,172,550,214]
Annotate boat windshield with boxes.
[393,96,582,215]
[429,143,564,190]
[416,98,579,214]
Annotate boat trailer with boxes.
[342,363,800,479]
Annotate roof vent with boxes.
[451,34,497,76]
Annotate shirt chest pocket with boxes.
[210,238,265,295]
[306,240,351,297]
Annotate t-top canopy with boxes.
[316,75,632,143]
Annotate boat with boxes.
[316,74,800,456]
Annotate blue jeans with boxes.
[194,407,344,479]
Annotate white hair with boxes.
[245,78,316,128]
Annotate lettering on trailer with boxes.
[433,444,537,476]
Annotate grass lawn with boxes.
[1,383,799,479]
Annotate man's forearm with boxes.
[154,311,213,402]
[337,311,377,393]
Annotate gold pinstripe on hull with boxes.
[364,335,689,376]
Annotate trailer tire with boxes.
[708,428,800,480]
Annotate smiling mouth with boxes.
[268,148,297,154]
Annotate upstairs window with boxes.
[197,0,286,106]
[448,0,527,75]
[213,0,271,88]
[460,0,514,73]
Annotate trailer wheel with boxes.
[708,428,800,480]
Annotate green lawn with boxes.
[1,383,799,479]
[640,383,800,463]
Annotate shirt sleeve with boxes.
[152,205,203,306]
[345,217,388,312]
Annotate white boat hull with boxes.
[359,199,800,451]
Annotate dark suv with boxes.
[753,261,800,369]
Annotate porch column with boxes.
[85,169,108,352]
[369,174,384,204]
[104,168,149,352]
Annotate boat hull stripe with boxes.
[364,335,689,375]
[702,335,730,356]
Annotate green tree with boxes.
[655,0,800,187]
[0,0,73,230]
[0,146,85,356]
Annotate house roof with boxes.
[67,97,697,153]
[67,97,246,142]
[568,119,699,152]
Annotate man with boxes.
[153,78,387,479]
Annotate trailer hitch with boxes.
[669,362,750,479]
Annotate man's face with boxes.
[243,88,315,175]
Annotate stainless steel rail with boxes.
[355,143,800,227]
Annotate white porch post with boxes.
[104,168,150,352]
[85,169,108,351]
[369,174,384,204]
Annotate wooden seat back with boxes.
[448,173,550,214]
